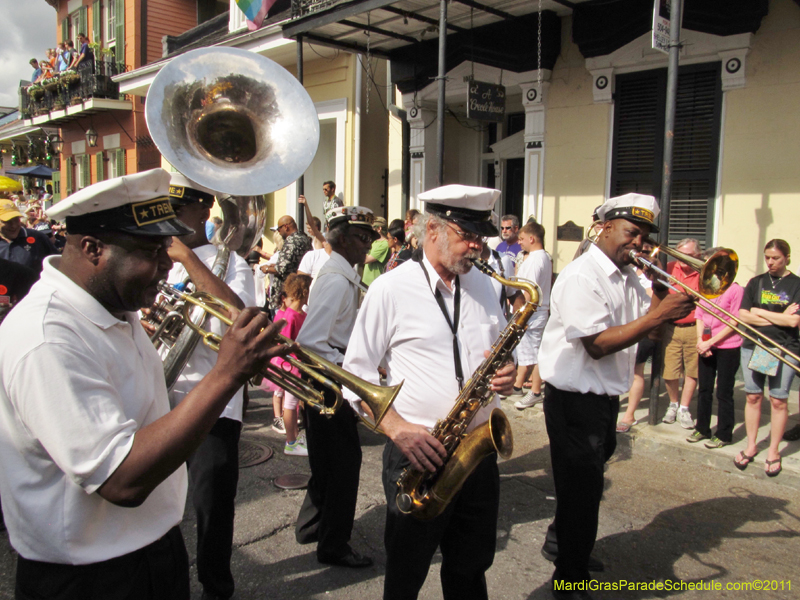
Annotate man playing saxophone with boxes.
[343,186,516,600]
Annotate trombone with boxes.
[154,283,401,431]
[630,245,800,375]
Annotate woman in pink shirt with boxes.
[688,248,744,449]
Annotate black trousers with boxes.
[543,383,618,584]
[295,403,362,557]
[187,417,242,599]
[382,440,499,600]
[15,526,189,600]
[696,347,740,443]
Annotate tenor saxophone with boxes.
[396,258,541,520]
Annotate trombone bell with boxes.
[656,246,738,298]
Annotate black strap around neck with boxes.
[415,254,464,390]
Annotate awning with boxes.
[6,165,55,179]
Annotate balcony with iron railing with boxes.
[290,0,345,18]
[19,60,133,126]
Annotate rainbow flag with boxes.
[236,0,279,29]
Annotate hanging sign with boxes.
[652,0,671,54]
[467,81,505,123]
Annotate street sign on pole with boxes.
[652,0,671,54]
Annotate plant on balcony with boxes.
[43,79,60,92]
[59,71,81,86]
[28,85,44,101]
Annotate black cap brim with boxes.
[425,202,498,238]
[613,216,659,234]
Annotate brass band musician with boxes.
[343,186,516,600]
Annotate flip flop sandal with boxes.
[616,421,634,433]
[734,451,757,471]
[765,457,782,477]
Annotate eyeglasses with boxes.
[500,226,515,231]
[446,222,482,244]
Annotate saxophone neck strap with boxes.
[415,253,464,390]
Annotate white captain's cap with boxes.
[325,205,378,235]
[168,172,217,207]
[596,193,660,233]
[47,168,193,237]
[419,184,501,237]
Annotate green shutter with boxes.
[116,149,126,176]
[79,6,88,38]
[52,171,61,203]
[81,154,91,186]
[64,161,73,196]
[114,0,125,64]
[61,18,69,44]
[95,152,105,182]
[92,0,101,43]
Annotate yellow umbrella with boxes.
[0,176,23,193]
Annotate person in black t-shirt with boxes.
[736,239,800,477]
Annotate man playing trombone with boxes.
[0,170,286,600]
[538,193,694,599]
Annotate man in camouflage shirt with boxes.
[266,215,312,314]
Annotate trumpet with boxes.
[630,245,800,375]
[153,283,401,431]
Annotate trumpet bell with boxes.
[145,47,320,197]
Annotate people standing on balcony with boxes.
[56,43,70,72]
[29,59,42,84]
[64,40,77,68]
[71,34,94,72]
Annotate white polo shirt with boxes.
[343,251,505,431]
[516,248,552,311]
[297,247,332,290]
[0,257,187,564]
[297,250,361,365]
[538,244,651,395]
[167,244,255,422]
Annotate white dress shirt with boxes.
[297,250,361,365]
[343,251,506,431]
[538,243,651,395]
[0,257,187,564]
[486,249,517,306]
[167,244,256,422]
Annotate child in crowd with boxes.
[271,273,312,456]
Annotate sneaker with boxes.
[686,430,709,443]
[284,439,308,456]
[514,391,542,410]
[704,436,729,449]
[678,409,695,430]
[662,404,678,424]
[272,417,286,434]
[296,430,307,445]
[686,431,708,444]
[502,387,524,399]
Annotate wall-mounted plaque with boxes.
[467,81,505,123]
[557,220,584,242]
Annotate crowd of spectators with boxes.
[26,33,95,88]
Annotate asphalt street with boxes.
[0,387,798,599]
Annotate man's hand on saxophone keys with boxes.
[489,356,516,396]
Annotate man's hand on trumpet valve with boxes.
[214,308,291,385]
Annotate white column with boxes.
[406,105,437,209]
[519,80,549,223]
[229,0,247,32]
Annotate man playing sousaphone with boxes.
[342,185,517,600]
[161,173,256,600]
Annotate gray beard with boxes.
[436,233,478,275]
